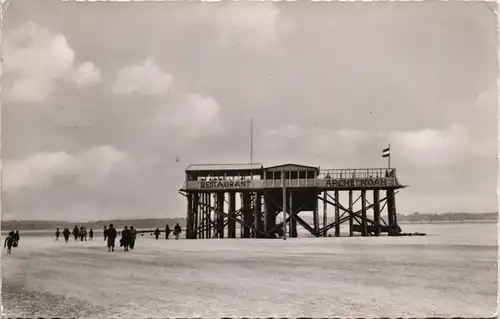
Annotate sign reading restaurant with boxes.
[200,180,251,189]
[324,177,388,188]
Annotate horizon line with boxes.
[1,211,497,223]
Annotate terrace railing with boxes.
[182,168,399,191]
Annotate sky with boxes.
[1,0,498,221]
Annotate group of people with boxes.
[56,226,94,243]
[54,226,92,243]
[51,223,184,252]
[4,230,19,254]
[153,223,182,240]
[73,226,94,242]
[103,224,138,252]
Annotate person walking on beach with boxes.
[89,229,94,241]
[13,230,19,247]
[4,231,15,254]
[107,224,117,252]
[121,226,131,252]
[174,223,182,240]
[55,228,61,241]
[80,226,85,242]
[63,228,70,243]
[215,223,223,238]
[129,226,137,250]
[83,227,88,241]
[103,226,108,241]
[165,224,171,240]
[73,226,79,241]
[154,228,160,240]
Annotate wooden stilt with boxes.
[187,193,193,239]
[255,192,263,238]
[206,193,211,239]
[264,194,276,238]
[240,193,244,238]
[313,193,320,237]
[323,191,328,237]
[193,193,199,239]
[387,189,398,234]
[242,191,252,238]
[334,190,340,237]
[387,189,394,229]
[348,190,354,237]
[228,192,236,238]
[216,192,225,238]
[287,191,296,238]
[282,172,287,240]
[361,190,367,236]
[373,190,381,236]
[200,193,205,239]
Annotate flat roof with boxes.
[185,163,263,172]
[264,163,319,171]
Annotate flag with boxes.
[382,147,390,158]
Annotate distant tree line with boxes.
[398,212,497,222]
[1,218,187,231]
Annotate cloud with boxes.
[3,145,130,191]
[388,124,471,168]
[7,78,55,103]
[142,92,222,140]
[215,2,292,49]
[114,57,222,138]
[169,93,221,126]
[71,62,103,87]
[3,22,102,103]
[260,123,490,172]
[261,125,376,166]
[112,56,173,96]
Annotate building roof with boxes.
[185,163,263,172]
[264,163,319,171]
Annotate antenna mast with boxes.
[250,118,253,164]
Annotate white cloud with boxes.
[264,125,303,139]
[173,93,221,127]
[3,22,103,103]
[3,151,74,190]
[3,145,130,190]
[112,56,173,96]
[7,78,55,103]
[71,62,102,87]
[215,2,290,49]
[388,124,470,168]
[114,57,222,137]
[144,92,222,139]
[261,125,375,166]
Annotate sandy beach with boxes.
[1,223,497,318]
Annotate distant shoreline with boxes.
[1,220,496,232]
[398,220,497,225]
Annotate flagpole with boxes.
[388,144,391,170]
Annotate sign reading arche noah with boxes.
[323,177,388,188]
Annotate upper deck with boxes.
[182,163,404,192]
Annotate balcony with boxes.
[182,168,400,191]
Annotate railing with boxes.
[182,168,400,191]
[318,168,395,179]
[186,176,262,181]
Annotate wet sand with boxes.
[1,223,497,318]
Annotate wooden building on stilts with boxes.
[178,163,406,239]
